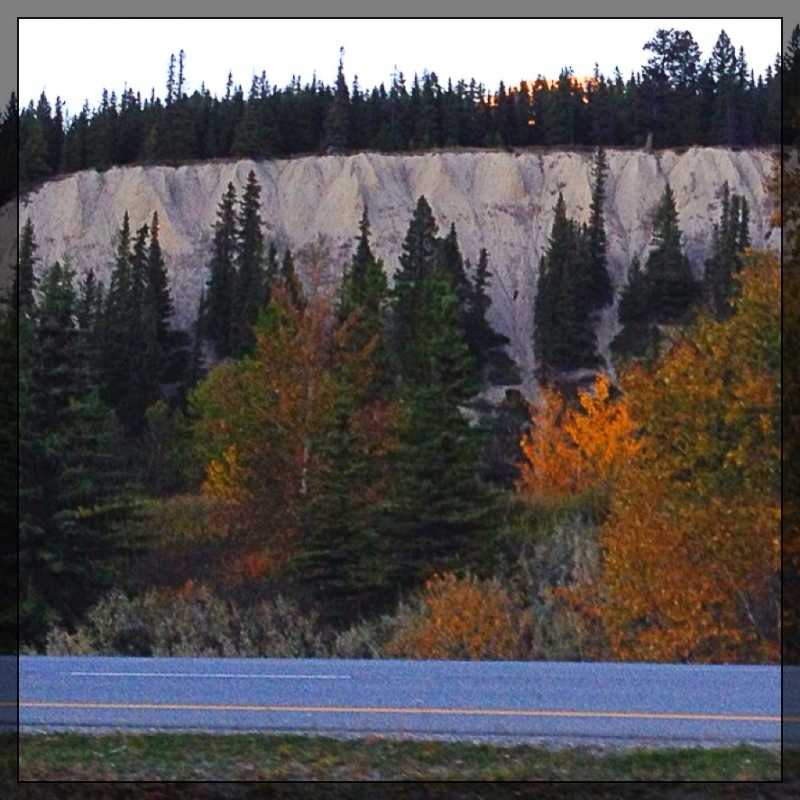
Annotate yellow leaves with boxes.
[564,251,781,664]
[202,445,250,505]
[385,572,530,660]
[517,373,640,502]
[190,274,400,588]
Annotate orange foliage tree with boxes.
[517,373,641,503]
[191,268,398,592]
[571,249,781,663]
[385,572,531,660]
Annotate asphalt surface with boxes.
[11,656,788,744]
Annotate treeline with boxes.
[5,26,793,207]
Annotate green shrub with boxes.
[46,585,329,658]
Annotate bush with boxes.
[330,599,422,659]
[384,572,531,660]
[503,511,604,661]
[45,584,329,658]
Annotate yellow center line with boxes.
[13,701,786,723]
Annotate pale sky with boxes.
[18,18,782,119]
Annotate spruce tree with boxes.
[586,146,614,312]
[146,211,190,389]
[280,248,305,310]
[611,255,659,359]
[339,207,390,341]
[17,218,38,322]
[147,212,174,346]
[642,182,699,324]
[126,221,163,434]
[100,211,134,417]
[439,222,471,316]
[534,194,601,382]
[392,195,441,368]
[20,261,133,647]
[204,182,239,359]
[385,201,497,590]
[232,170,266,356]
[387,275,495,589]
[465,248,520,387]
[704,182,749,320]
[324,48,350,152]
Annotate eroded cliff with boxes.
[3,147,779,390]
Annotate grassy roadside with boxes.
[9,732,787,782]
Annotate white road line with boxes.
[69,672,351,680]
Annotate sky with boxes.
[18,18,783,119]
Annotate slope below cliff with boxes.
[3,147,779,390]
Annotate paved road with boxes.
[12,657,788,744]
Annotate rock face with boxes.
[3,147,779,392]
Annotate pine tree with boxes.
[127,221,163,434]
[204,182,239,359]
[611,255,659,360]
[642,182,699,323]
[439,222,472,316]
[709,30,739,144]
[324,47,350,152]
[534,194,601,382]
[279,248,305,310]
[147,212,174,345]
[339,207,390,331]
[20,100,51,183]
[384,202,497,589]
[704,182,750,320]
[465,248,520,387]
[586,146,614,311]
[232,76,265,158]
[392,195,441,368]
[16,218,38,319]
[100,211,134,413]
[76,269,104,343]
[20,261,133,647]
[387,275,497,589]
[231,170,266,356]
[0,92,19,206]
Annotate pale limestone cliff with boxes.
[3,147,779,392]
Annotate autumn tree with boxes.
[573,249,780,663]
[517,373,641,504]
[778,140,800,662]
[191,257,397,610]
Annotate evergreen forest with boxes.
[3,25,798,208]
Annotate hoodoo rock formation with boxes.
[2,147,778,389]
